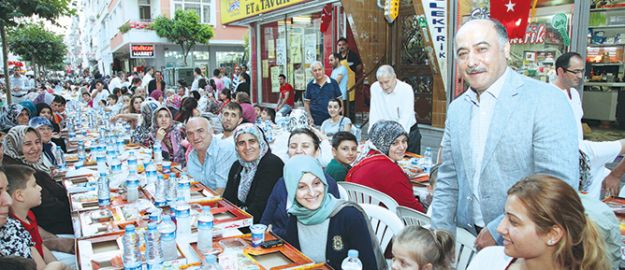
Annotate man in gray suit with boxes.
[431,18,579,250]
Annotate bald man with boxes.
[186,117,237,194]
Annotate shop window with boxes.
[259,13,323,103]
[217,51,245,77]
[139,0,151,21]
[172,0,213,25]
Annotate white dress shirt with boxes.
[368,79,416,132]
[466,68,509,227]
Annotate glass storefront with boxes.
[259,12,325,103]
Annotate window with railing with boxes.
[139,0,151,21]
[172,0,214,25]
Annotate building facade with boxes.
[73,0,247,77]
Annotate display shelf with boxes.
[587,62,623,66]
[588,25,625,29]
[590,6,625,12]
[584,82,625,87]
[588,43,625,47]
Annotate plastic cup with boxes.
[250,224,267,247]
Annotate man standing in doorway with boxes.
[304,61,342,126]
[141,67,154,89]
[276,74,294,115]
[430,18,579,250]
[329,53,348,103]
[337,37,363,120]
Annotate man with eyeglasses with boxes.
[553,52,625,201]
[552,52,585,142]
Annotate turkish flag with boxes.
[320,4,332,33]
[490,0,532,39]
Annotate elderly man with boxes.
[430,18,579,250]
[186,117,237,194]
[304,61,342,126]
[368,65,421,153]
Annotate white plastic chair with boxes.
[338,182,399,213]
[359,203,405,268]
[455,227,477,270]
[396,205,431,227]
[337,184,349,200]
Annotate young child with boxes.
[325,131,358,182]
[261,107,276,125]
[253,104,263,124]
[392,225,454,270]
[5,165,69,270]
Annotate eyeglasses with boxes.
[564,68,584,75]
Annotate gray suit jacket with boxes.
[431,70,579,241]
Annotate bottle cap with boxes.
[348,249,359,258]
[125,225,136,232]
[204,254,217,264]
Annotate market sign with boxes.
[221,0,307,24]
[130,44,155,58]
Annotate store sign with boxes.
[221,0,307,24]
[421,0,447,91]
[130,44,155,58]
[510,24,546,45]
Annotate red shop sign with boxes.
[130,44,155,58]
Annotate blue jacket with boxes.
[284,205,379,270]
[260,174,339,239]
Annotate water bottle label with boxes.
[98,198,110,206]
[126,179,139,187]
[161,231,175,240]
[112,164,122,172]
[124,265,141,270]
[175,208,190,218]
[198,220,214,229]
[177,182,191,189]
[154,200,167,207]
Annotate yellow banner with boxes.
[221,0,307,24]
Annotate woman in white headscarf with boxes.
[223,123,284,224]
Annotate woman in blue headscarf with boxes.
[283,155,386,270]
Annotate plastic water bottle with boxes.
[158,215,177,261]
[145,161,158,187]
[202,254,222,270]
[96,155,107,175]
[154,174,167,207]
[110,157,122,183]
[264,120,273,142]
[153,142,163,165]
[177,177,191,202]
[174,197,191,243]
[166,174,178,206]
[116,137,125,155]
[122,225,142,270]
[106,144,117,164]
[127,151,137,171]
[97,173,110,207]
[197,206,214,254]
[77,140,86,161]
[55,146,66,170]
[422,147,433,174]
[145,222,164,270]
[126,169,140,203]
[341,249,363,270]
